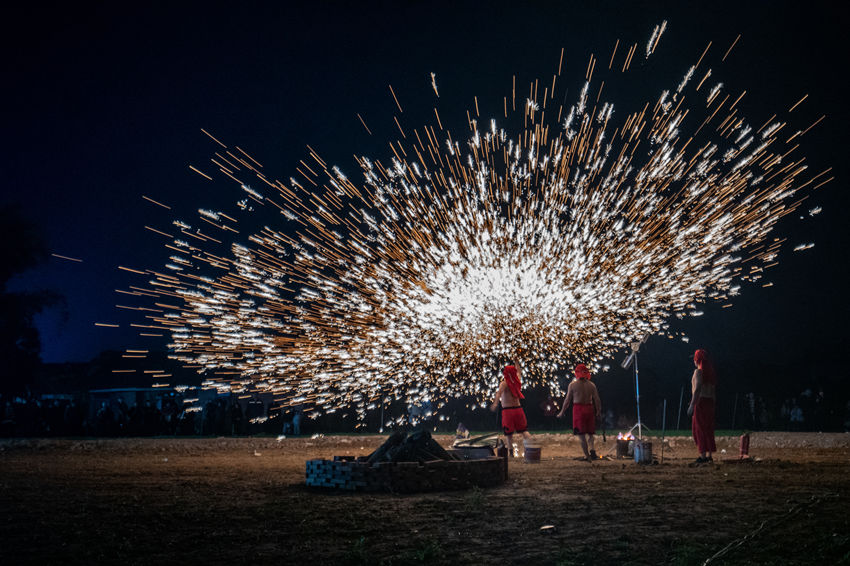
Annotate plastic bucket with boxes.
[634,440,652,464]
[524,445,542,463]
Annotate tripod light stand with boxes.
[621,337,650,440]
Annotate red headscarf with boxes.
[503,365,524,399]
[575,364,591,380]
[694,349,717,385]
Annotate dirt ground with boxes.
[1,432,849,565]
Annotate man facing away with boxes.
[688,348,717,463]
[557,364,602,461]
[490,359,533,456]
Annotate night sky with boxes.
[4,2,848,400]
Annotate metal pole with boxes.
[634,353,642,439]
[661,398,667,464]
[676,385,684,430]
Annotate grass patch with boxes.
[670,541,710,565]
[462,485,485,514]
[554,549,596,566]
[391,539,445,563]
[344,535,446,565]
[344,536,370,565]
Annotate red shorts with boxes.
[572,403,596,435]
[501,406,528,435]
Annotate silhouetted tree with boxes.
[0,205,63,394]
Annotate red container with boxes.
[740,433,750,459]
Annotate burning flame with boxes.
[617,432,635,441]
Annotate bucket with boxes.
[524,445,542,463]
[616,439,631,458]
[634,440,653,464]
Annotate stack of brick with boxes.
[305,455,506,492]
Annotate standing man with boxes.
[688,349,717,463]
[490,359,533,456]
[557,364,602,461]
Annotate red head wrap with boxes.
[575,364,591,380]
[503,365,524,399]
[693,349,717,385]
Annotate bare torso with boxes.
[692,369,716,399]
[567,379,600,406]
[499,380,522,408]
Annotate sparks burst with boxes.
[124,24,830,422]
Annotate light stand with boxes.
[621,338,651,440]
[379,390,384,434]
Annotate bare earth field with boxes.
[2,432,849,565]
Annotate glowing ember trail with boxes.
[122,24,830,423]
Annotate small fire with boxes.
[617,432,635,441]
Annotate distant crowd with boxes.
[1,389,848,438]
[0,394,302,438]
[740,388,838,432]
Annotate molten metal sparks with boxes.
[122,25,827,422]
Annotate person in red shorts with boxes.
[557,364,602,461]
[688,348,717,464]
[490,359,533,456]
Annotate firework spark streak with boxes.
[123,25,829,423]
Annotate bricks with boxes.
[305,455,506,492]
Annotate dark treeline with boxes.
[2,340,848,438]
[0,392,301,438]
[3,370,848,438]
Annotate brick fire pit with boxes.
[305,430,507,492]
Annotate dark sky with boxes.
[3,2,848,396]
